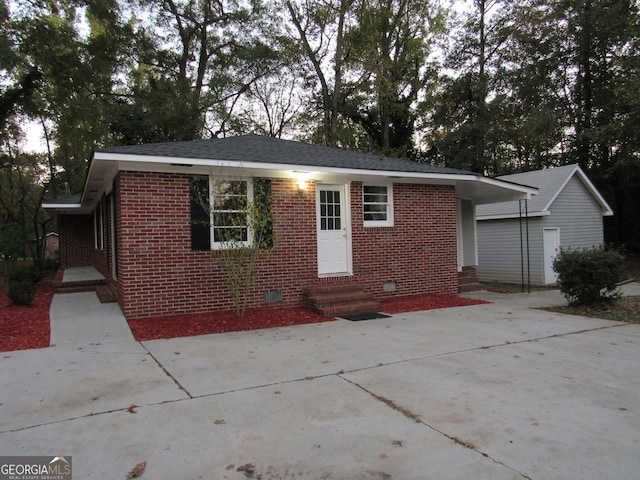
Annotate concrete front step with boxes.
[52,269,107,295]
[95,284,118,303]
[302,284,381,318]
[316,300,382,318]
[458,266,481,293]
[53,279,107,294]
[458,276,482,292]
[458,283,483,293]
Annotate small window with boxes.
[320,189,342,231]
[363,184,393,227]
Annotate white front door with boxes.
[316,184,351,275]
[543,228,560,284]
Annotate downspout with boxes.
[525,199,531,294]
[519,200,524,292]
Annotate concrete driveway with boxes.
[1,288,639,479]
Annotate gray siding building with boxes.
[476,165,613,285]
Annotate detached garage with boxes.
[476,164,614,286]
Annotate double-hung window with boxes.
[363,184,393,227]
[191,176,272,250]
[212,180,251,247]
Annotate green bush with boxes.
[7,266,42,284]
[553,246,625,306]
[6,279,36,305]
[5,266,40,306]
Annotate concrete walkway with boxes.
[61,266,105,283]
[1,287,639,479]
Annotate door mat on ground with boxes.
[340,312,392,321]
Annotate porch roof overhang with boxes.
[43,150,538,215]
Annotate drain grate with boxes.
[340,312,391,322]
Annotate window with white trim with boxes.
[190,176,273,250]
[363,184,393,227]
[212,180,251,247]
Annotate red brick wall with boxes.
[58,214,94,268]
[350,182,458,298]
[115,171,458,319]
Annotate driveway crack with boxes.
[339,375,534,480]
[138,342,193,398]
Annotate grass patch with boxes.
[544,296,640,323]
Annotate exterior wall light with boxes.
[292,171,312,195]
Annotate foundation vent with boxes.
[383,281,397,292]
[264,290,283,303]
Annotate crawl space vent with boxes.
[264,290,283,303]
[383,281,397,292]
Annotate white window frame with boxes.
[363,183,394,227]
[209,177,254,250]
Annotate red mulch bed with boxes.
[380,293,489,314]
[0,285,490,348]
[128,306,334,342]
[128,294,489,342]
[0,284,54,353]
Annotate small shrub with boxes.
[5,266,40,306]
[7,266,42,284]
[553,246,625,306]
[6,279,36,305]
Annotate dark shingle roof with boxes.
[98,134,474,176]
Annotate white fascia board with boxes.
[543,164,578,213]
[543,165,614,216]
[92,151,479,183]
[574,168,614,216]
[476,176,538,198]
[477,211,550,221]
[42,202,82,210]
[91,152,540,206]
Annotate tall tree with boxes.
[494,0,572,173]
[0,138,53,267]
[428,0,508,173]
[224,71,306,138]
[343,0,446,158]
[125,0,277,141]
[285,0,354,146]
[14,0,133,192]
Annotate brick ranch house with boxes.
[43,135,536,319]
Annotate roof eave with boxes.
[477,211,550,221]
[92,151,475,180]
[71,152,539,213]
[41,202,94,215]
